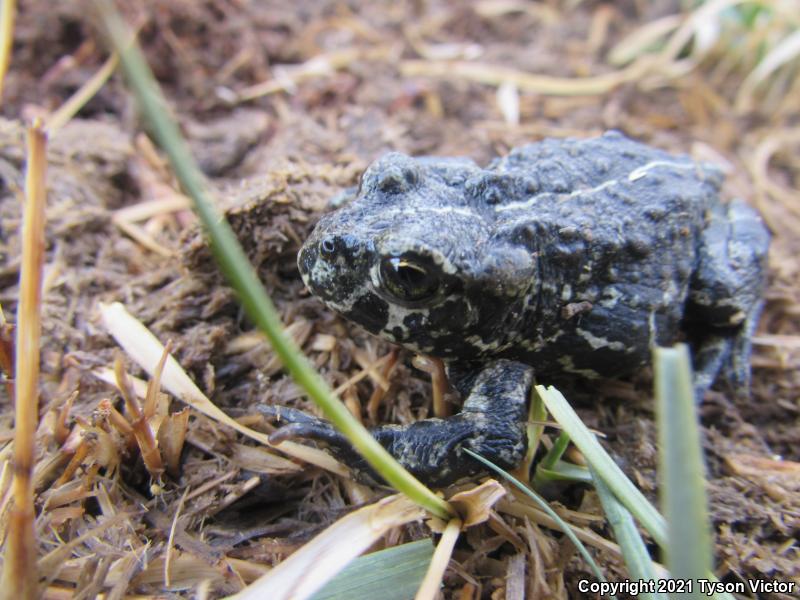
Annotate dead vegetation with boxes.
[0,0,798,598]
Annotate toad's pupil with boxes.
[380,257,438,302]
[396,263,426,287]
[320,237,336,256]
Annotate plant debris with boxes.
[0,1,798,597]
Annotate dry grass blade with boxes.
[747,127,800,231]
[0,120,47,600]
[143,340,171,419]
[411,355,450,417]
[612,0,800,115]
[230,443,303,475]
[235,47,392,102]
[332,351,393,397]
[366,349,398,421]
[465,448,609,585]
[400,57,653,96]
[0,0,14,102]
[45,52,118,133]
[497,498,625,561]
[112,196,191,223]
[736,29,800,112]
[446,479,506,528]
[111,196,188,258]
[415,518,461,600]
[608,15,683,66]
[229,494,427,600]
[157,407,189,477]
[164,487,189,589]
[36,511,137,589]
[753,334,800,350]
[0,459,12,518]
[97,301,347,476]
[113,356,163,478]
[473,0,559,21]
[656,0,742,67]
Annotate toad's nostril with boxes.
[320,236,337,257]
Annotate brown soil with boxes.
[0,1,798,598]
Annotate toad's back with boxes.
[468,133,725,379]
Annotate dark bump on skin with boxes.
[626,236,650,258]
[558,226,579,240]
[552,243,583,265]
[403,312,426,330]
[524,177,540,194]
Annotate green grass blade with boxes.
[538,461,592,483]
[590,466,666,600]
[93,0,452,520]
[310,540,434,600]
[540,372,734,600]
[464,448,613,596]
[518,384,548,479]
[532,431,590,486]
[535,385,668,547]
[540,431,571,470]
[654,345,712,587]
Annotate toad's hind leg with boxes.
[687,198,770,396]
[262,360,533,486]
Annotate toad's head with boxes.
[298,152,538,359]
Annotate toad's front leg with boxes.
[261,360,533,487]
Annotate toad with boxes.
[264,131,770,486]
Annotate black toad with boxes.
[265,131,770,486]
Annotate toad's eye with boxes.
[379,256,439,303]
[319,236,337,257]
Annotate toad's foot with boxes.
[260,360,533,487]
[692,300,765,399]
[689,198,770,398]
